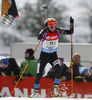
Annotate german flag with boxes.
[1,0,19,26]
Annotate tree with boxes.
[89,9,92,43]
[0,30,24,46]
[84,0,92,43]
[14,0,69,42]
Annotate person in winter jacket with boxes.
[1,58,20,77]
[14,48,45,83]
[45,58,71,80]
[71,53,92,83]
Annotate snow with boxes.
[0,97,92,100]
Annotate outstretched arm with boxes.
[57,17,74,35]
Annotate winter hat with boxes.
[25,48,34,57]
[58,57,64,62]
[1,58,8,66]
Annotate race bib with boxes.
[46,40,56,47]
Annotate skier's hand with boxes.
[70,17,74,24]
[37,34,43,40]
[70,17,74,34]
[37,29,44,40]
[38,28,48,40]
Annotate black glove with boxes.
[37,34,43,40]
[37,28,48,40]
[70,17,74,34]
[70,17,74,24]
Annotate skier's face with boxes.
[59,59,63,65]
[73,55,80,65]
[49,27,56,32]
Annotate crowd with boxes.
[45,53,92,83]
[0,48,45,83]
[0,48,92,83]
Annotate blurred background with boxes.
[0,0,92,62]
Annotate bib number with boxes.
[46,40,56,47]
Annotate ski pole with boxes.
[41,5,48,19]
[11,5,48,94]
[11,34,45,94]
[70,17,74,97]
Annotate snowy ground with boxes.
[0,97,92,100]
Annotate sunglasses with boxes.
[25,51,29,54]
[49,26,56,29]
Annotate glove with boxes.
[70,17,74,34]
[70,17,74,24]
[37,29,43,40]
[38,28,48,40]
[37,34,43,40]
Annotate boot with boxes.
[53,85,61,97]
[29,89,40,98]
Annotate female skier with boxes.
[30,17,74,98]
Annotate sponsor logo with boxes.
[0,87,92,98]
[0,87,46,97]
[46,36,58,40]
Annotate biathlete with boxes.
[30,17,74,98]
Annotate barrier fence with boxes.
[0,76,92,98]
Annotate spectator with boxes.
[71,53,88,76]
[0,58,8,75]
[1,58,20,77]
[46,53,92,83]
[1,58,8,66]
[89,62,92,73]
[59,58,71,81]
[45,58,71,80]
[72,53,92,83]
[14,48,45,83]
[0,61,5,75]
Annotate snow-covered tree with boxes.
[79,0,92,43]
[0,26,24,46]
[89,8,92,43]
[15,0,69,42]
